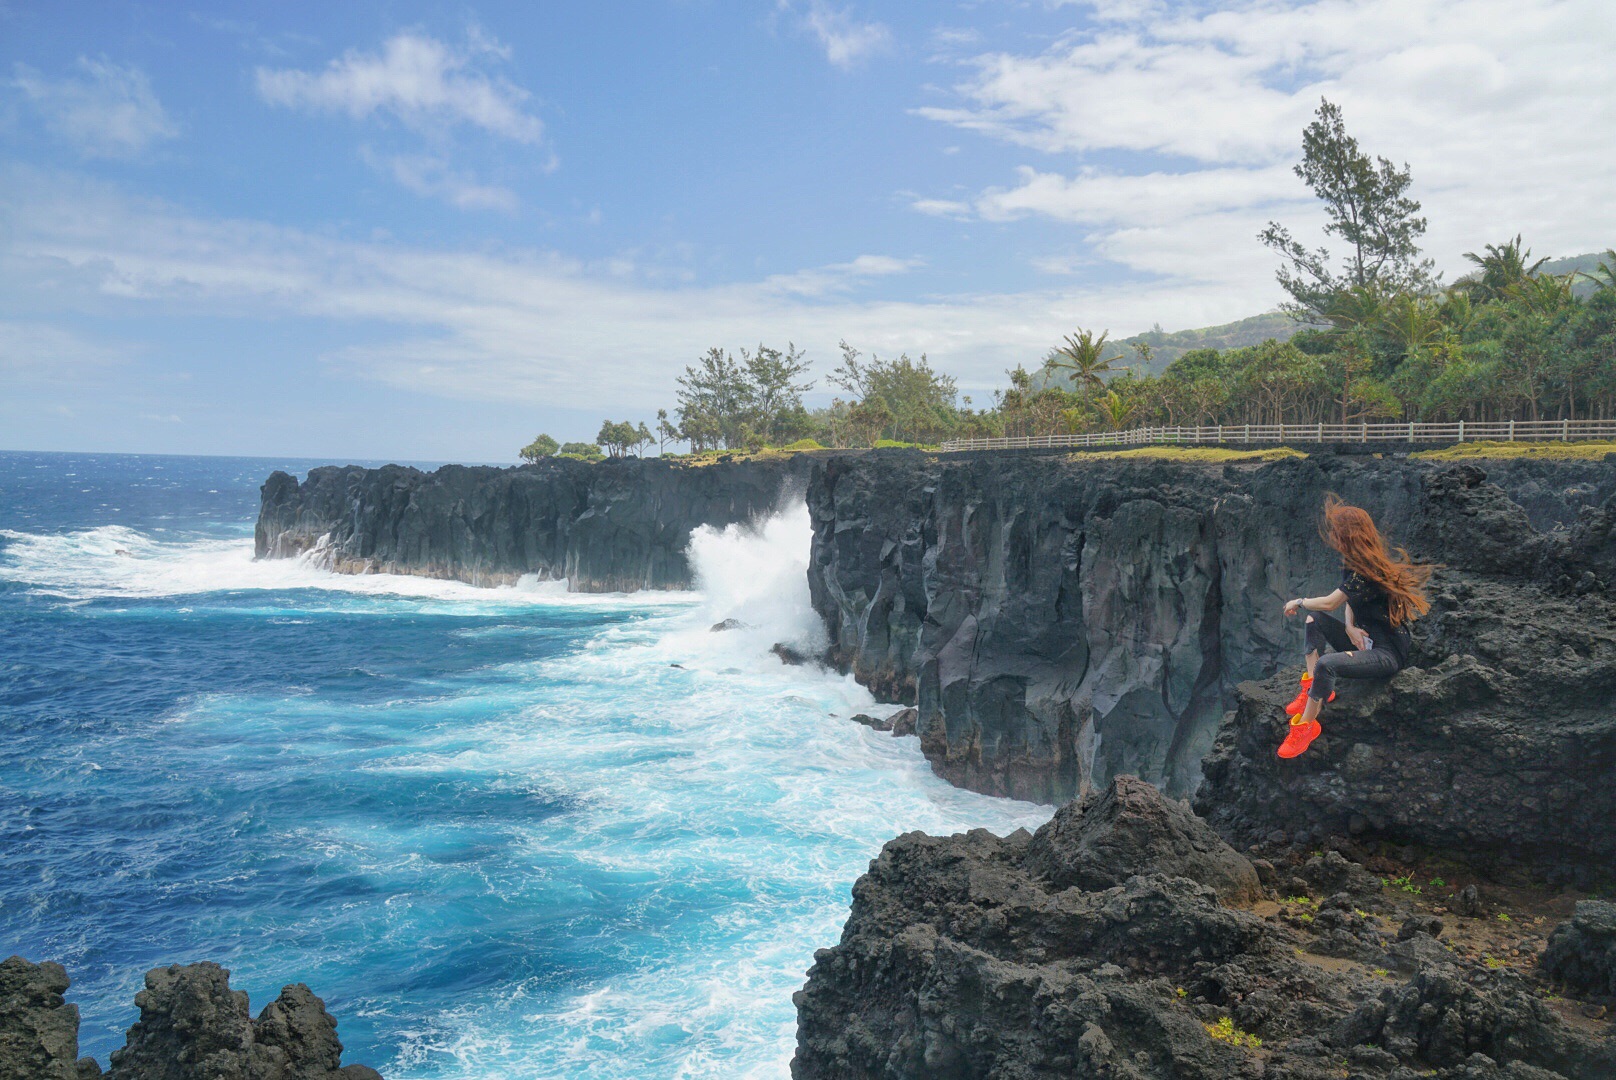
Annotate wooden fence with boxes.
[939,418,1616,453]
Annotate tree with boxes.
[1095,389,1136,431]
[1460,235,1548,303]
[829,341,958,443]
[519,433,558,462]
[655,409,680,454]
[1044,328,1122,391]
[675,347,752,450]
[1261,98,1434,321]
[742,343,814,439]
[557,441,603,461]
[596,420,643,458]
[633,421,655,457]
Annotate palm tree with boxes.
[1323,284,1386,332]
[1507,272,1577,316]
[1045,328,1123,391]
[1578,249,1616,293]
[1380,293,1445,356]
[1461,235,1548,303]
[1095,390,1136,431]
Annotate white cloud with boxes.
[361,149,518,212]
[801,2,891,68]
[0,170,1260,408]
[256,31,544,143]
[11,58,179,158]
[0,319,127,385]
[915,0,1616,304]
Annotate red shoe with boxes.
[1277,719,1322,759]
[1284,675,1334,716]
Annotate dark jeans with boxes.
[1306,611,1401,701]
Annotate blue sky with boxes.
[4,0,1613,461]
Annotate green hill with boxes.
[1117,311,1301,373]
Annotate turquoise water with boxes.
[0,451,1050,1078]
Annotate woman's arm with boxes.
[1343,603,1369,649]
[1284,588,1347,616]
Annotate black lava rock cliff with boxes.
[256,455,815,592]
[0,957,381,1079]
[791,776,1616,1080]
[805,449,1615,805]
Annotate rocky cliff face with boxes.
[792,776,1616,1080]
[0,958,381,1079]
[806,449,1616,805]
[256,455,815,592]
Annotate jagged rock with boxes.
[0,957,101,1079]
[102,962,380,1080]
[1399,915,1446,941]
[848,712,892,732]
[770,642,809,665]
[710,618,749,632]
[256,456,815,592]
[1023,775,1261,903]
[887,707,918,737]
[806,450,1616,804]
[1456,885,1485,918]
[1540,901,1616,997]
[793,780,1616,1079]
[1194,622,1616,880]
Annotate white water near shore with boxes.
[2,497,1052,1078]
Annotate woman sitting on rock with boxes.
[1277,494,1435,759]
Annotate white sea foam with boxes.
[0,525,693,611]
[8,504,1052,1079]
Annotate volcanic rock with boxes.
[1023,775,1261,904]
[0,957,100,1079]
[256,455,814,592]
[791,777,1616,1079]
[805,449,1616,804]
[1541,901,1616,998]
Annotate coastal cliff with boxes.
[805,449,1616,804]
[255,455,815,592]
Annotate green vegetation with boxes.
[1382,874,1423,895]
[519,433,559,462]
[557,441,603,461]
[1080,447,1303,463]
[517,103,1615,464]
[1485,956,1508,969]
[1428,877,1446,889]
[1204,1017,1263,1050]
[1413,440,1616,461]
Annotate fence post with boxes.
[1563,418,1569,441]
[1508,419,1515,441]
[1458,420,1465,443]
[1408,421,1413,442]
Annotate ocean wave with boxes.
[0,525,695,610]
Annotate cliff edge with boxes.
[255,455,817,592]
[806,449,1615,804]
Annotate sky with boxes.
[3,0,1614,461]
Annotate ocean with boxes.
[0,450,1051,1079]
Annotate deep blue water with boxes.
[0,451,1049,1079]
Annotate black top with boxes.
[1340,568,1410,664]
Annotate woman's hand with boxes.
[1284,598,1303,616]
[1347,625,1369,650]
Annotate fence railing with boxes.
[939,418,1616,453]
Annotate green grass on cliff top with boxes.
[1073,446,1306,463]
[1412,440,1616,461]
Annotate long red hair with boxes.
[1320,494,1434,627]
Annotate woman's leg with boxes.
[1299,647,1403,722]
[1304,611,1354,677]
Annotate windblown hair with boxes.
[1319,493,1435,627]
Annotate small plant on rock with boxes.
[1496,912,1511,922]
[1204,1016,1263,1050]
[1382,874,1422,895]
[1484,955,1507,969]
[1429,877,1446,888]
